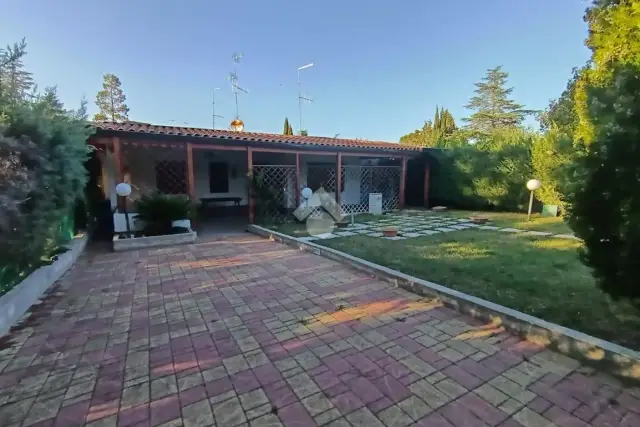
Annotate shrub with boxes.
[134,192,193,236]
[530,126,575,210]
[430,142,532,211]
[566,65,640,309]
[0,104,91,279]
[249,170,288,224]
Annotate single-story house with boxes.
[89,121,435,225]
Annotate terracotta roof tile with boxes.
[92,121,422,152]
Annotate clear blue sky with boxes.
[2,0,591,141]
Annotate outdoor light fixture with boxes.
[230,119,244,132]
[301,187,313,207]
[526,179,541,221]
[116,182,132,236]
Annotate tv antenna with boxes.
[227,52,249,120]
[297,63,314,134]
[212,88,224,129]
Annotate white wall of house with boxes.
[193,150,248,206]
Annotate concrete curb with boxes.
[0,234,89,337]
[113,231,197,252]
[248,224,640,383]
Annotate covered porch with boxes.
[89,125,431,230]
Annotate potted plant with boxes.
[335,215,349,228]
[469,216,489,224]
[382,226,398,237]
[134,193,194,236]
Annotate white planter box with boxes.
[0,234,88,336]
[171,219,191,229]
[113,231,197,252]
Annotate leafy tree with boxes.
[299,129,308,136]
[283,117,293,135]
[464,66,534,133]
[566,64,640,308]
[93,73,129,122]
[530,125,575,208]
[573,0,640,145]
[540,66,586,138]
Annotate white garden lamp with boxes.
[301,187,312,207]
[526,179,541,221]
[116,182,132,236]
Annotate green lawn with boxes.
[318,230,640,350]
[270,210,573,237]
[448,210,573,235]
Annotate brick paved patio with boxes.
[0,235,638,427]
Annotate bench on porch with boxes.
[199,197,243,217]
[200,197,242,208]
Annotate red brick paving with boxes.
[0,234,637,426]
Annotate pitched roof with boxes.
[93,121,422,152]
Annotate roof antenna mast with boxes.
[212,88,224,129]
[297,62,314,135]
[227,52,248,131]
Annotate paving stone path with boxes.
[299,213,580,242]
[0,235,637,427]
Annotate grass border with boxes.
[247,224,640,384]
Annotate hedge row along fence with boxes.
[428,130,570,213]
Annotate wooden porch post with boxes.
[336,153,342,205]
[186,142,195,201]
[112,137,125,212]
[295,153,301,207]
[423,163,431,209]
[248,148,255,224]
[399,156,407,210]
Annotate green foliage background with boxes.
[429,131,534,212]
[0,41,92,296]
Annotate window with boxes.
[155,160,187,194]
[209,162,229,193]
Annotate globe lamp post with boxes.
[116,182,132,236]
[526,179,541,221]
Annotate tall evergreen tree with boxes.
[283,117,293,135]
[567,64,640,308]
[441,110,456,133]
[0,39,34,104]
[464,66,533,133]
[400,106,457,147]
[93,74,129,122]
[74,96,89,120]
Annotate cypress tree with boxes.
[283,117,293,135]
